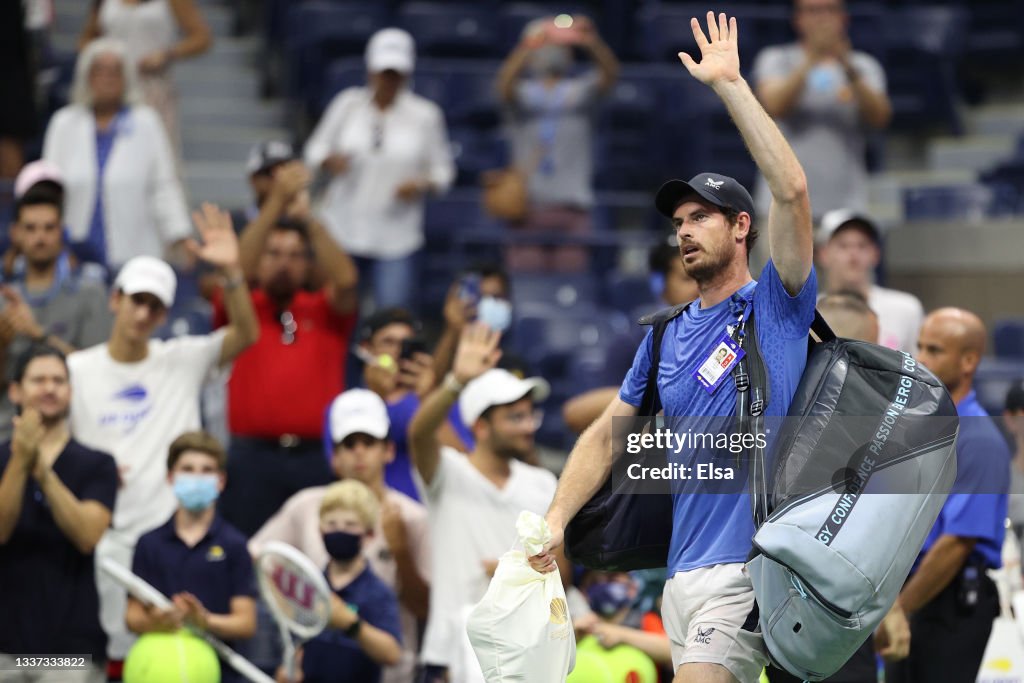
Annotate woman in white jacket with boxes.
[43,38,191,271]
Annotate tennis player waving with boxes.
[531,12,816,683]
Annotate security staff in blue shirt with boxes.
[887,307,1011,683]
[531,12,819,683]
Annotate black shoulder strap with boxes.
[637,303,688,417]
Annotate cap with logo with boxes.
[655,173,755,220]
[366,28,415,75]
[329,388,391,444]
[246,140,296,176]
[459,369,550,426]
[14,160,64,199]
[817,208,881,246]
[115,256,177,308]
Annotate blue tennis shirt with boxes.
[619,260,817,575]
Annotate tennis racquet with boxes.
[99,558,275,683]
[255,541,332,681]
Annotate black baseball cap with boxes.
[246,140,296,176]
[655,173,756,221]
[1006,380,1024,413]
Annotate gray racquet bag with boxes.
[745,315,958,681]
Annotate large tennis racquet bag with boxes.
[746,320,959,681]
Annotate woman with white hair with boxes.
[79,0,212,159]
[304,28,455,312]
[42,38,191,271]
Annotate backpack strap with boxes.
[637,303,689,416]
[738,305,771,528]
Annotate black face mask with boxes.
[323,531,362,562]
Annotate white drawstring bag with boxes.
[467,511,576,682]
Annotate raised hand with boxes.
[678,11,741,87]
[272,161,311,202]
[0,286,43,339]
[452,323,502,385]
[11,408,43,472]
[186,203,241,272]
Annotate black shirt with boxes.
[0,439,117,659]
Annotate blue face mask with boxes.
[173,474,220,513]
[477,296,512,332]
[323,531,362,562]
[586,580,634,617]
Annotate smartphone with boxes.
[457,274,482,307]
[400,337,428,361]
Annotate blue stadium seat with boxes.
[994,319,1024,360]
[604,271,657,316]
[319,58,365,113]
[413,59,501,128]
[448,127,506,186]
[974,358,1024,416]
[285,2,389,106]
[885,6,969,133]
[902,183,1017,221]
[510,273,599,309]
[398,3,501,58]
[509,302,631,378]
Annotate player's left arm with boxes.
[680,12,813,295]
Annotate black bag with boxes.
[564,298,769,571]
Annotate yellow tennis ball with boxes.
[124,630,221,683]
[377,354,396,370]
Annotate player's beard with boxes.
[681,243,732,284]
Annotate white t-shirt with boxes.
[68,331,226,538]
[249,485,430,683]
[415,447,557,668]
[868,285,924,353]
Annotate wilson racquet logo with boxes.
[271,564,316,610]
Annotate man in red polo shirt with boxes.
[216,160,359,536]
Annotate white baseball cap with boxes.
[365,28,415,75]
[14,160,64,199]
[459,369,551,426]
[330,388,391,444]
[114,256,177,308]
[817,209,881,246]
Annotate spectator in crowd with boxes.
[235,141,300,231]
[252,388,429,683]
[127,431,256,683]
[304,28,454,312]
[0,187,113,442]
[68,204,258,673]
[278,479,402,683]
[355,307,467,500]
[0,345,117,681]
[816,210,923,352]
[432,265,514,384]
[769,290,910,682]
[496,15,619,273]
[80,0,212,159]
[1005,381,1024,566]
[218,161,358,537]
[753,0,891,220]
[816,290,879,344]
[43,38,192,270]
[648,239,699,308]
[569,571,670,683]
[886,308,1010,683]
[409,324,562,683]
[0,0,36,179]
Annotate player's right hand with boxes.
[528,519,563,573]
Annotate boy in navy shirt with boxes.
[127,431,257,682]
[280,479,401,683]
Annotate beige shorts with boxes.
[662,563,768,683]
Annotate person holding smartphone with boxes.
[496,14,620,273]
